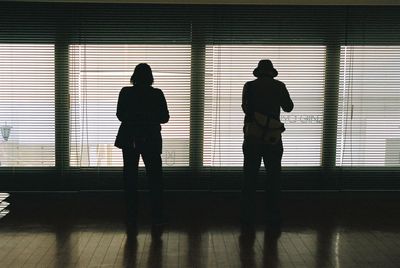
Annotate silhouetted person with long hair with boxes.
[115,63,169,231]
[241,59,293,229]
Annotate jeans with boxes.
[241,139,283,222]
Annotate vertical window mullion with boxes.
[55,30,70,173]
[189,21,206,171]
[322,44,340,174]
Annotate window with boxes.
[337,46,400,166]
[0,44,55,167]
[204,45,326,167]
[69,45,191,167]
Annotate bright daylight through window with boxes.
[2,43,400,169]
[204,45,326,167]
[69,45,191,167]
[0,44,55,167]
[337,46,400,166]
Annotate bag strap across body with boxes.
[244,83,285,144]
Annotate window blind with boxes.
[204,45,326,167]
[0,44,55,167]
[69,44,191,167]
[1,2,400,190]
[337,46,400,167]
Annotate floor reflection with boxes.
[54,221,73,267]
[262,229,280,268]
[239,226,256,268]
[0,222,398,267]
[187,226,205,268]
[0,192,399,267]
[123,234,138,267]
[146,234,163,268]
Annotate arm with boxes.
[116,88,125,122]
[158,90,170,124]
[242,82,256,124]
[241,82,254,115]
[280,84,294,112]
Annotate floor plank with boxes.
[0,192,399,268]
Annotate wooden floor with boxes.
[0,192,399,268]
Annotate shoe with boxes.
[126,221,138,237]
[265,211,282,226]
[240,222,255,238]
[266,216,282,225]
[240,217,255,230]
[240,212,255,226]
[151,224,164,239]
[126,214,137,225]
[152,215,169,226]
[265,215,282,234]
[264,223,282,239]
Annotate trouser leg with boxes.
[263,143,283,222]
[241,141,262,223]
[142,152,164,220]
[122,148,140,222]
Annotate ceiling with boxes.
[3,0,400,6]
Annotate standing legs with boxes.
[241,141,262,224]
[142,152,164,223]
[242,140,283,227]
[263,143,283,225]
[122,148,140,224]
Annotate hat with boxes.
[253,59,278,78]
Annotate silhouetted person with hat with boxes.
[115,63,169,231]
[241,59,293,228]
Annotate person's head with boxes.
[130,63,154,86]
[253,59,278,78]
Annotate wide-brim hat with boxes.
[253,59,278,78]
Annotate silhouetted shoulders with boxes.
[273,79,285,87]
[152,87,164,95]
[242,80,256,99]
[120,86,132,93]
[118,86,133,99]
[245,80,257,87]
[152,87,167,102]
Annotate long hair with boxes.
[130,63,154,86]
